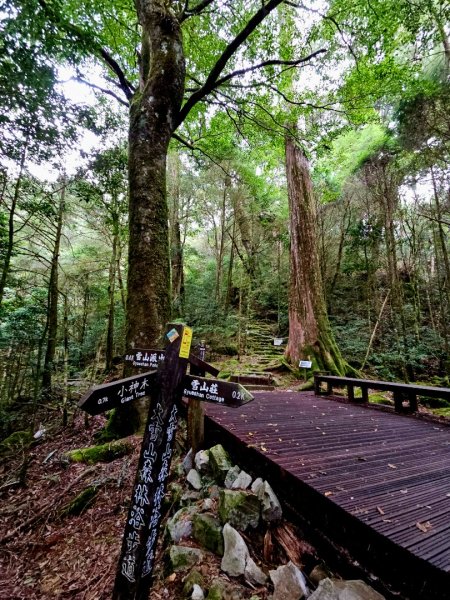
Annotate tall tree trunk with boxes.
[106,218,118,372]
[225,215,236,313]
[125,4,185,352]
[0,144,27,307]
[109,3,185,435]
[215,175,229,303]
[42,182,65,394]
[284,134,350,376]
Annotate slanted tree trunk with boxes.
[284,134,350,377]
[42,182,65,394]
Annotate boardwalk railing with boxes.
[314,374,450,413]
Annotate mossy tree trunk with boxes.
[111,2,185,435]
[284,134,350,376]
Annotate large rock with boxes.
[208,445,232,484]
[206,578,245,600]
[231,470,252,490]
[183,448,194,473]
[309,578,385,600]
[192,584,205,600]
[193,513,224,555]
[269,561,309,600]
[221,523,249,577]
[169,545,203,572]
[167,506,197,543]
[244,556,267,586]
[256,480,282,523]
[221,524,267,586]
[218,489,260,531]
[195,449,210,474]
[224,465,241,489]
[187,468,203,490]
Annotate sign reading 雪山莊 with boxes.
[182,375,253,407]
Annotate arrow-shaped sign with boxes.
[181,375,254,407]
[78,371,157,416]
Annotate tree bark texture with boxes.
[42,185,65,393]
[126,2,185,353]
[284,134,349,375]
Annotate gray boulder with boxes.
[182,448,194,473]
[208,445,232,484]
[309,578,385,600]
[187,468,203,490]
[244,556,267,586]
[224,465,241,489]
[167,506,196,542]
[218,489,260,531]
[221,523,248,577]
[269,561,309,600]
[169,545,203,572]
[251,477,263,494]
[231,470,252,490]
[194,449,210,474]
[257,481,282,523]
[221,524,267,586]
[192,583,205,600]
[193,513,224,555]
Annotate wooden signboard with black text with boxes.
[78,323,253,600]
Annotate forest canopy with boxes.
[0,0,449,432]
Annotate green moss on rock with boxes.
[192,513,223,556]
[182,570,204,597]
[0,430,33,456]
[64,440,132,464]
[60,486,98,517]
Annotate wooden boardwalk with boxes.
[203,391,450,600]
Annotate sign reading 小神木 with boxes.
[78,371,157,416]
[78,323,253,600]
[299,360,312,369]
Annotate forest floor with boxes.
[0,355,448,599]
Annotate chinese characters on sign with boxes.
[182,375,253,408]
[124,349,165,370]
[78,371,157,416]
[78,324,254,600]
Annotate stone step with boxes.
[244,384,276,391]
[230,373,274,386]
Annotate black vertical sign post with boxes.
[112,323,192,600]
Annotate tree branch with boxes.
[213,49,327,89]
[171,133,233,176]
[70,76,130,107]
[180,0,216,22]
[37,0,134,102]
[176,0,285,127]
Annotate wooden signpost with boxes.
[77,323,253,600]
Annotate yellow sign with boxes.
[179,326,193,358]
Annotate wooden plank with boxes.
[203,391,450,600]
